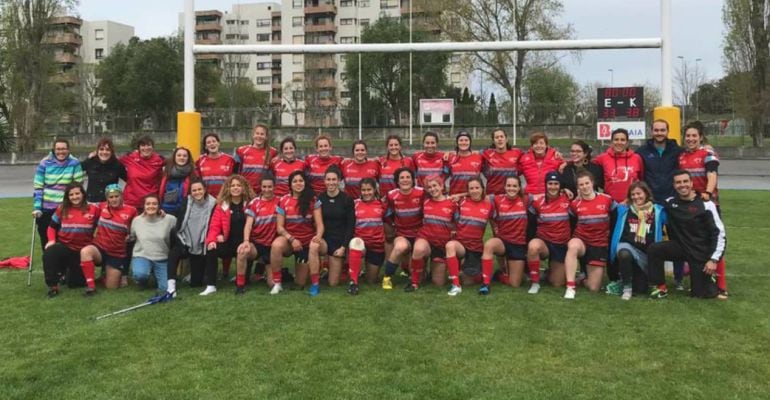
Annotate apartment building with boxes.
[188,1,470,127]
[81,21,135,64]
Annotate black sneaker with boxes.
[84,288,96,297]
[347,283,359,296]
[235,286,246,296]
[404,283,418,292]
[47,287,59,299]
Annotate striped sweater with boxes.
[33,154,84,211]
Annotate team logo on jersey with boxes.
[442,207,453,214]
[471,161,481,168]
[597,204,607,210]
[694,157,702,163]
[220,165,230,171]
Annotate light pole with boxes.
[608,68,614,86]
[695,58,702,121]
[677,55,686,124]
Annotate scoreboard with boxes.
[597,87,644,120]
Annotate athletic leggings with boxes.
[204,241,238,286]
[43,243,85,288]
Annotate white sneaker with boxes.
[528,283,541,294]
[621,288,633,301]
[447,285,462,296]
[270,283,283,295]
[564,287,576,300]
[199,285,217,296]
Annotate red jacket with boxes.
[592,148,644,202]
[518,147,562,195]
[205,202,236,246]
[120,151,164,208]
[159,174,194,203]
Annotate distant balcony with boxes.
[272,81,282,89]
[318,98,337,107]
[49,16,82,26]
[271,96,282,104]
[196,22,222,32]
[306,58,337,70]
[308,77,336,88]
[304,4,337,15]
[44,32,83,46]
[304,23,337,33]
[196,37,222,45]
[54,52,80,64]
[272,38,281,44]
[273,54,282,60]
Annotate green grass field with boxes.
[1,192,769,399]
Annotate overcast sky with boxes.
[77,0,725,91]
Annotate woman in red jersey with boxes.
[235,123,278,193]
[446,177,494,296]
[347,178,387,295]
[591,128,644,203]
[236,174,279,295]
[445,131,484,196]
[482,128,523,195]
[80,184,137,292]
[305,134,344,194]
[679,121,727,298]
[271,137,305,197]
[196,133,237,198]
[518,132,562,197]
[159,147,197,218]
[479,176,531,294]
[408,175,457,292]
[379,135,415,195]
[341,140,380,199]
[412,132,445,188]
[563,171,617,299]
[381,168,424,290]
[201,175,255,296]
[43,183,100,298]
[269,170,323,294]
[527,172,572,291]
[120,135,164,210]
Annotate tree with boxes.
[487,93,499,125]
[520,66,578,124]
[0,0,78,153]
[343,18,448,126]
[97,36,220,130]
[691,78,733,117]
[674,58,706,123]
[422,0,573,122]
[722,0,769,147]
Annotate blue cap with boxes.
[545,171,560,184]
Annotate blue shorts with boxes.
[97,246,128,272]
[254,243,271,265]
[503,241,527,261]
[365,251,385,267]
[580,245,608,268]
[323,237,345,256]
[545,241,568,264]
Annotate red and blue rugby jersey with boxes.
[342,158,380,199]
[455,196,494,252]
[246,196,279,246]
[445,152,483,195]
[270,157,305,197]
[277,194,320,246]
[305,154,343,194]
[569,193,616,247]
[385,187,424,239]
[529,194,572,245]
[482,148,522,195]
[49,204,100,251]
[378,156,415,195]
[678,146,720,203]
[234,145,277,194]
[353,197,386,252]
[412,151,446,188]
[93,203,137,258]
[196,153,237,197]
[491,194,529,246]
[418,197,458,248]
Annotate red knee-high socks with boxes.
[716,258,727,292]
[481,258,493,285]
[410,258,424,287]
[236,274,246,288]
[527,260,540,283]
[348,249,363,285]
[447,256,461,286]
[81,260,96,290]
[272,269,282,285]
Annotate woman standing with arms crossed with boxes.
[269,171,323,294]
[308,166,355,296]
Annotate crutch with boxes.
[27,217,37,287]
[94,292,174,321]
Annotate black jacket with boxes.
[664,194,726,265]
[560,162,604,196]
[637,139,683,203]
[82,156,127,203]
